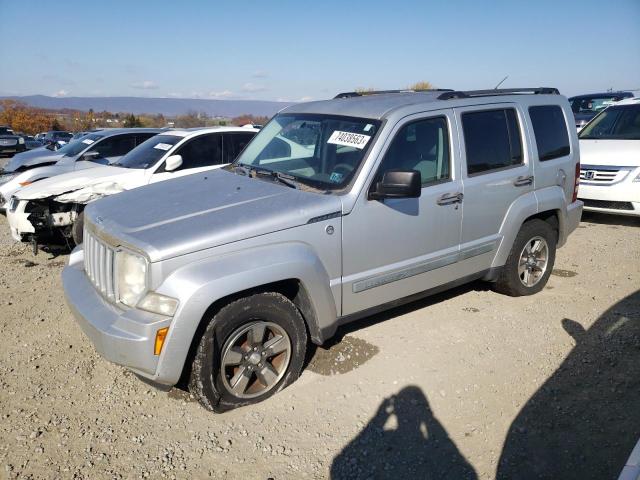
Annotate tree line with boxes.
[0,100,269,134]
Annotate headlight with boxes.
[115,249,148,307]
[0,173,17,185]
[633,171,640,183]
[138,292,179,316]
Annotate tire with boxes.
[189,292,308,413]
[71,211,84,245]
[493,219,556,297]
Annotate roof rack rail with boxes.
[437,87,559,100]
[334,88,454,99]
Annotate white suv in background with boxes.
[578,97,640,216]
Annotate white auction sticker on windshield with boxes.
[82,139,94,145]
[153,143,172,151]
[327,131,371,150]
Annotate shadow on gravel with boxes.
[330,386,477,479]
[581,211,640,228]
[497,290,640,479]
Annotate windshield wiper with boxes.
[254,168,298,189]
[234,164,298,189]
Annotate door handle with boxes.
[436,192,463,206]
[513,175,534,187]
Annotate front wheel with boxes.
[189,292,308,412]
[71,211,84,245]
[493,219,556,296]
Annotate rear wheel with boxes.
[189,292,308,412]
[493,219,556,296]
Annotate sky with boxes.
[0,0,639,102]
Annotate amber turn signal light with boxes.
[154,327,169,356]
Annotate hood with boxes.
[579,139,640,167]
[16,165,143,203]
[3,148,64,172]
[86,169,343,262]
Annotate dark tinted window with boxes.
[377,117,450,186]
[223,132,256,163]
[134,133,157,146]
[90,134,137,157]
[462,109,523,175]
[529,106,570,161]
[173,133,223,169]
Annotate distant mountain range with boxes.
[0,95,295,117]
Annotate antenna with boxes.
[494,76,508,89]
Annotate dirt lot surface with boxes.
[0,212,638,480]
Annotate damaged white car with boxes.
[0,128,163,212]
[7,126,258,248]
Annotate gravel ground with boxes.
[0,211,638,480]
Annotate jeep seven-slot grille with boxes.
[83,228,116,299]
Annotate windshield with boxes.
[579,105,640,140]
[55,134,104,156]
[570,96,625,115]
[234,114,380,190]
[114,134,181,169]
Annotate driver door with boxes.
[341,110,463,315]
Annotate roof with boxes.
[94,127,165,136]
[283,92,446,120]
[283,88,563,120]
[612,97,640,106]
[161,126,259,138]
[568,91,634,100]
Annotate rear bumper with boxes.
[559,200,583,247]
[62,250,173,381]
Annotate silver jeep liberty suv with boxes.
[63,87,583,412]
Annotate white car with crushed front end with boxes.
[7,126,257,247]
[577,97,640,216]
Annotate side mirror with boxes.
[82,150,101,160]
[369,170,421,200]
[164,154,183,172]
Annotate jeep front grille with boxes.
[83,228,116,299]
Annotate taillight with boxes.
[572,162,580,202]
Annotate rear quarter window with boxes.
[529,105,570,161]
[462,108,523,175]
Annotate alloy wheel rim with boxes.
[220,321,292,399]
[517,236,549,287]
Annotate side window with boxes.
[173,133,223,169]
[529,106,570,161]
[135,133,157,146]
[462,109,523,175]
[223,132,255,163]
[376,117,450,186]
[90,134,137,157]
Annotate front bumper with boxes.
[6,200,34,241]
[579,174,640,217]
[62,250,173,380]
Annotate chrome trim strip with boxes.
[352,240,497,293]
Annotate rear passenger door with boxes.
[149,133,224,183]
[455,105,534,273]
